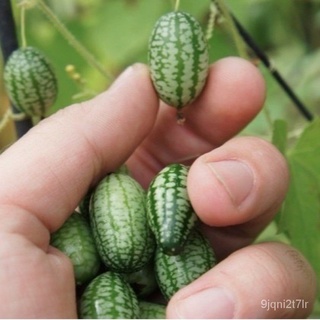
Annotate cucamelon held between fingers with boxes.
[139,301,166,319]
[79,272,140,319]
[50,212,101,286]
[147,163,198,255]
[3,46,58,117]
[90,173,155,273]
[148,11,209,110]
[155,229,216,300]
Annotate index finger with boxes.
[0,64,159,232]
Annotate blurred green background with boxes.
[1,0,320,316]
[1,0,319,141]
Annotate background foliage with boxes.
[1,0,320,316]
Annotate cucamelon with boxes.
[114,164,131,175]
[139,301,166,319]
[155,229,216,300]
[79,271,140,319]
[50,212,101,286]
[147,163,198,255]
[148,11,209,109]
[90,173,155,273]
[3,46,57,117]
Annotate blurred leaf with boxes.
[272,119,288,155]
[279,118,320,284]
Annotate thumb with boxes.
[0,63,159,231]
[166,242,316,319]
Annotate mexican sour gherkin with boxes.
[148,11,209,110]
[3,46,57,117]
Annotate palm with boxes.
[0,231,77,317]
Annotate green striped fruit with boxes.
[90,173,155,273]
[114,164,131,175]
[139,301,166,319]
[3,46,57,117]
[155,230,216,300]
[147,163,198,255]
[79,271,140,319]
[50,212,101,286]
[148,11,209,109]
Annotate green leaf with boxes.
[279,118,320,284]
[272,119,288,155]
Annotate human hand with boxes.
[0,58,316,318]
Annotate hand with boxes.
[0,58,316,318]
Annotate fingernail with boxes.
[174,287,235,319]
[208,160,254,207]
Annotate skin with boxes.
[0,58,316,318]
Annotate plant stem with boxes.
[212,0,313,122]
[36,0,114,83]
[213,0,248,59]
[20,5,27,48]
[230,11,314,122]
[0,0,34,137]
[205,2,219,41]
[174,0,180,12]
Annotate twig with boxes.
[36,0,114,83]
[213,0,248,59]
[230,11,314,122]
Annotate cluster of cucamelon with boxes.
[3,46,57,118]
[49,9,214,319]
[51,163,216,319]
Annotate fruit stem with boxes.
[0,109,12,134]
[174,0,180,12]
[20,4,27,48]
[36,0,114,83]
[176,110,186,125]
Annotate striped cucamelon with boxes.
[3,46,57,117]
[155,229,216,300]
[147,163,198,255]
[148,11,209,109]
[79,272,140,319]
[139,301,166,319]
[90,173,155,273]
[50,212,101,286]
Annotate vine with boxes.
[174,0,180,12]
[19,2,27,48]
[211,0,248,59]
[205,1,220,42]
[35,0,114,83]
